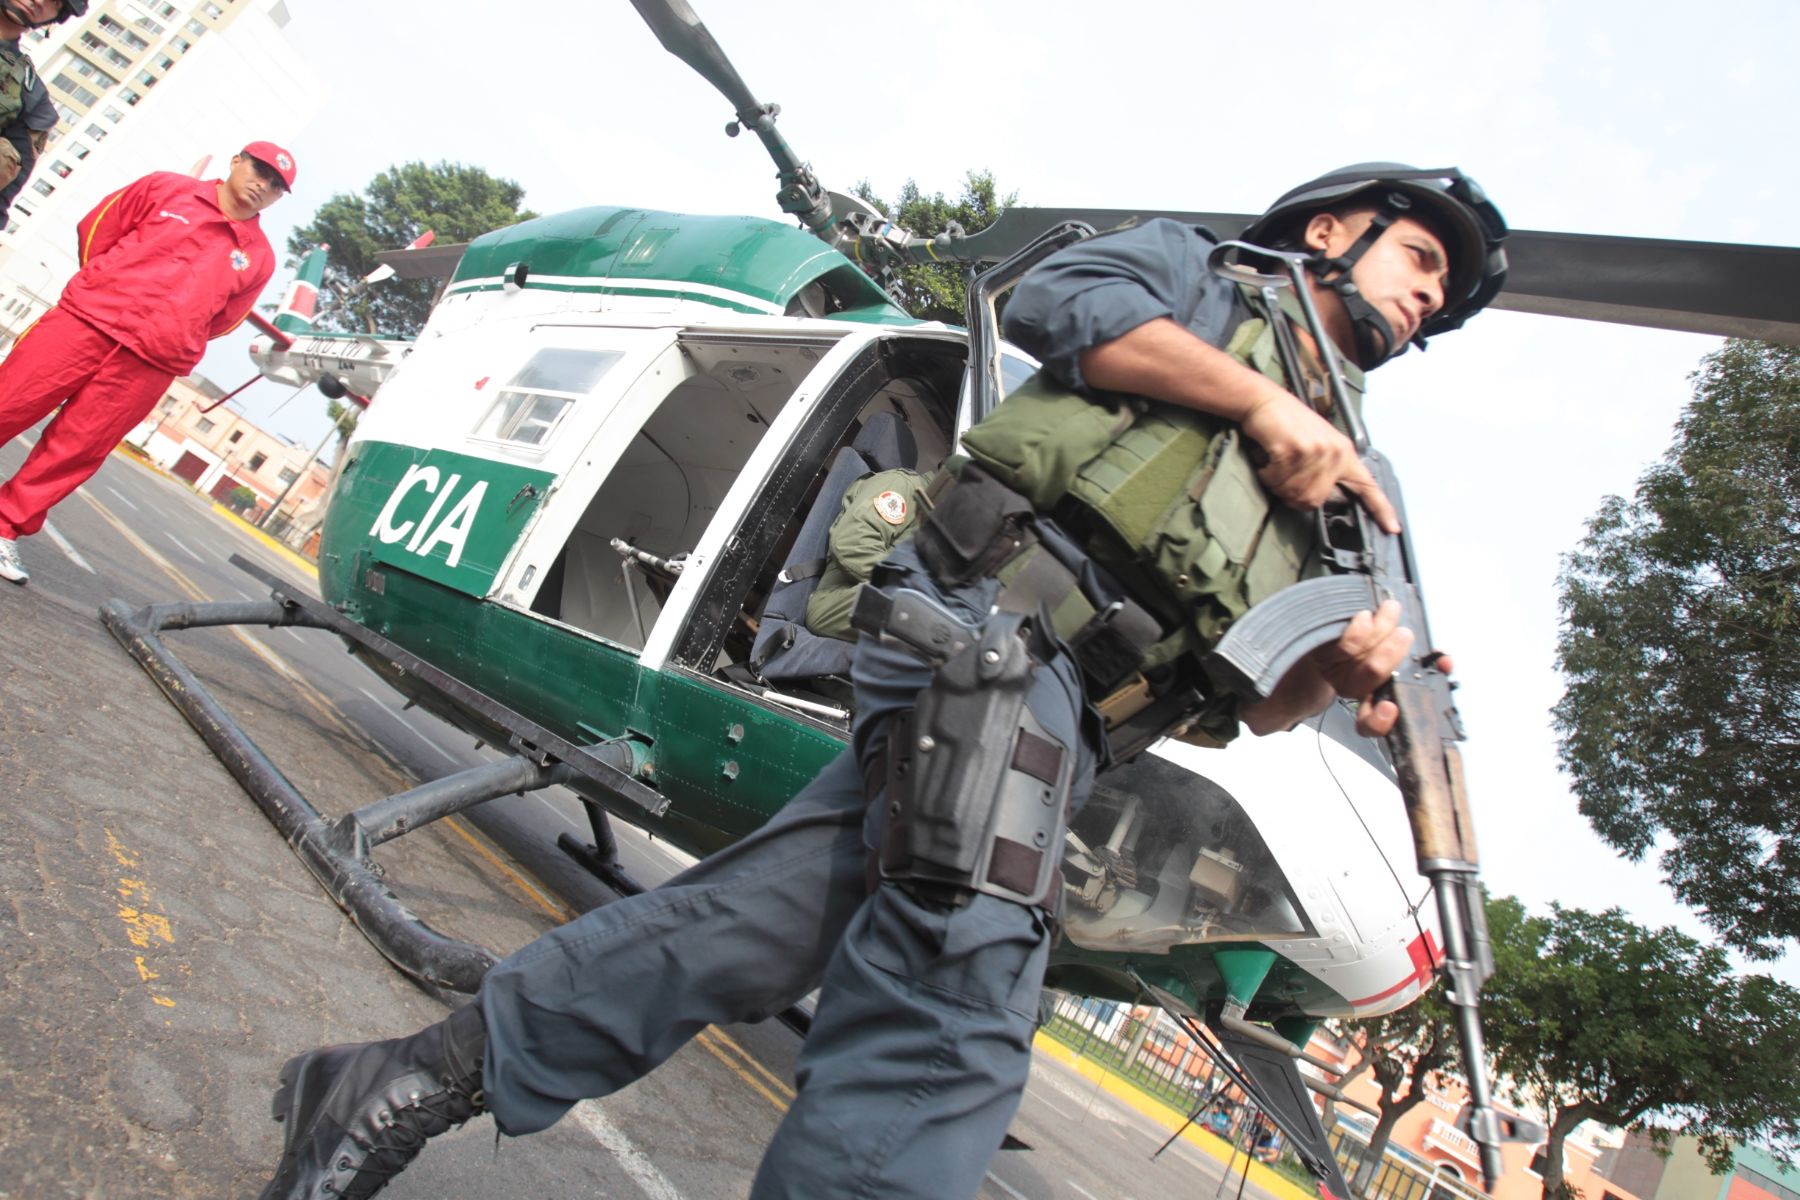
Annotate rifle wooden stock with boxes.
[1387,682,1480,871]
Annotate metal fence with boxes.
[1042,991,1227,1114]
[1038,993,1492,1200]
[1328,1126,1490,1200]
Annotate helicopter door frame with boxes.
[637,326,967,677]
[490,322,854,653]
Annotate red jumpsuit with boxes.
[0,172,273,539]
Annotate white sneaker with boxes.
[0,537,26,584]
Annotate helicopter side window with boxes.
[475,348,623,449]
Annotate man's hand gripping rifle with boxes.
[1203,241,1506,1190]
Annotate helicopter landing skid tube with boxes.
[98,553,660,994]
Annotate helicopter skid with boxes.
[98,554,657,993]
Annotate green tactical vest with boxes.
[0,45,34,131]
[962,288,1367,669]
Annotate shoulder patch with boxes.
[872,489,908,526]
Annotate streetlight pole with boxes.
[257,420,336,531]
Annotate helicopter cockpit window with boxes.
[476,348,623,448]
[1060,752,1312,953]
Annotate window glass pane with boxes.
[479,392,569,447]
[52,76,98,106]
[506,348,622,395]
[1000,354,1037,396]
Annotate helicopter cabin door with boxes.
[351,326,669,602]
[489,324,966,709]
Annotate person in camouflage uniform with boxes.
[803,465,930,641]
[0,0,82,223]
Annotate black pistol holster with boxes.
[852,587,1074,909]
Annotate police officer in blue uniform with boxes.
[257,164,1508,1200]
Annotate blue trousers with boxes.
[478,542,1096,1199]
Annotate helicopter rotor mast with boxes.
[628,0,834,237]
[629,0,982,290]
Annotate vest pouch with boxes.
[1145,429,1269,639]
[1244,503,1317,607]
[961,373,1136,511]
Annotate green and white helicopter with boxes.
[103,1,1800,1192]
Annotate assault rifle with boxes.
[1202,241,1506,1190]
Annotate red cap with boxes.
[242,141,296,189]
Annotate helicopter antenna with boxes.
[627,0,835,237]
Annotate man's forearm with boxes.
[1077,317,1289,424]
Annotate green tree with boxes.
[1481,898,1800,1200]
[1554,340,1800,960]
[286,162,537,337]
[1340,992,1461,1195]
[853,170,1015,323]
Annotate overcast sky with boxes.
[198,0,1799,984]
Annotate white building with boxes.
[0,0,324,350]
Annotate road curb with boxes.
[1032,1031,1319,1200]
[208,503,320,578]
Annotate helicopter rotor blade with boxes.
[1493,228,1800,344]
[627,0,763,119]
[934,207,1800,345]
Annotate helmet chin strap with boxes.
[1304,195,1418,370]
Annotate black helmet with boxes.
[1242,163,1508,367]
[60,0,88,17]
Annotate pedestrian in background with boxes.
[0,141,292,584]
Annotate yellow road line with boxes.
[104,828,179,1009]
[438,814,577,924]
[696,1029,791,1113]
[704,1025,797,1101]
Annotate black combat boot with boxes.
[258,1003,488,1200]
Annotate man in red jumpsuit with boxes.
[0,140,294,583]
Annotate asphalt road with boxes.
[0,434,1278,1200]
